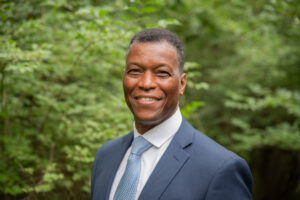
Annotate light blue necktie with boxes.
[114,136,152,200]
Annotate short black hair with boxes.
[128,28,184,72]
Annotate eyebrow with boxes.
[127,62,169,69]
[126,62,142,67]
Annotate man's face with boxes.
[123,41,186,133]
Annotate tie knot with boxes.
[131,136,152,156]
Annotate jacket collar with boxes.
[105,118,194,200]
[139,118,194,199]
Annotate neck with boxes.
[134,107,179,134]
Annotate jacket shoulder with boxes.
[181,120,249,173]
[193,128,237,159]
[94,133,132,163]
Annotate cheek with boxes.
[159,80,181,98]
[123,78,136,93]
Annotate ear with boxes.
[179,73,187,96]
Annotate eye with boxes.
[127,68,142,76]
[156,70,171,78]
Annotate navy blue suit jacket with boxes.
[91,118,253,200]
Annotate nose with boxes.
[138,71,156,91]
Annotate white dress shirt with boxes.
[109,108,182,200]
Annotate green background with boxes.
[0,0,299,199]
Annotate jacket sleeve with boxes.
[90,150,99,200]
[205,157,253,200]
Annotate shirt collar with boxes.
[133,107,182,148]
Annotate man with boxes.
[91,28,253,200]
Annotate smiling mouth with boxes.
[134,97,162,101]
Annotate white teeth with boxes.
[139,97,156,101]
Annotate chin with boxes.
[136,117,162,126]
[134,111,171,126]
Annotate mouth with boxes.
[134,96,162,103]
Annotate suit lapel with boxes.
[104,133,134,200]
[139,119,194,199]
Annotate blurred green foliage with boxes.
[0,0,299,199]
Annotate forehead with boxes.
[126,41,178,67]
